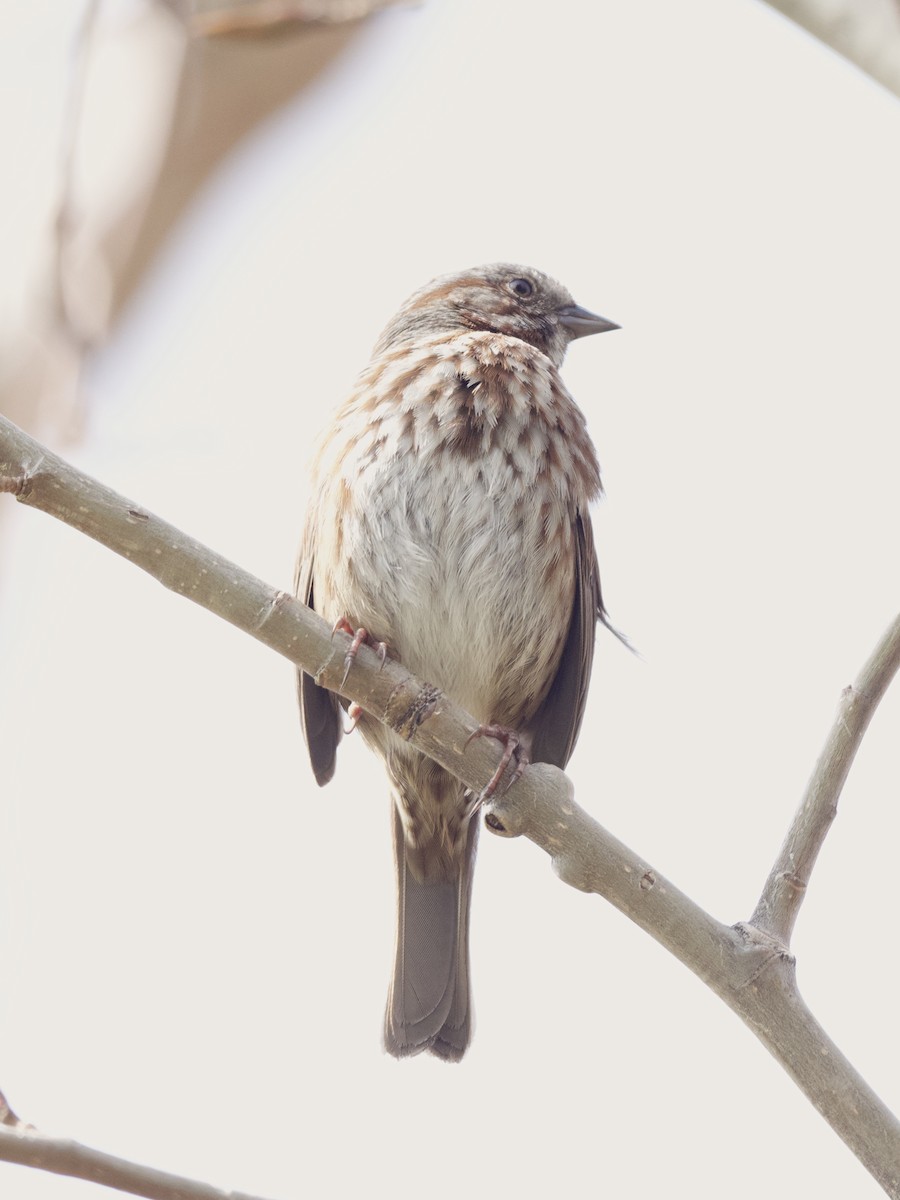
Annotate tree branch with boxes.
[1,1086,272,1200]
[751,615,900,945]
[2,411,900,1196]
[0,1114,272,1200]
[763,0,900,98]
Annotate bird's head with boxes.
[375,263,618,367]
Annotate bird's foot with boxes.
[332,617,389,688]
[466,724,530,801]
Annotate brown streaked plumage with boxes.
[296,263,618,1060]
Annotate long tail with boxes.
[384,803,478,1061]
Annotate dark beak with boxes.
[558,303,620,338]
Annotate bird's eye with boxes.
[508,278,534,298]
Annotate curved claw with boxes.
[331,618,390,688]
[466,723,530,800]
[344,702,364,735]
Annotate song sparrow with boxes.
[296,264,618,1060]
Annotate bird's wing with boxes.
[528,510,603,770]
[295,546,342,786]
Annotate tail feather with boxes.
[384,803,477,1061]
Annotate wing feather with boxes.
[295,548,342,786]
[529,511,603,769]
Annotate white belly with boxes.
[315,441,575,726]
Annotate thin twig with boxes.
[0,1122,274,1200]
[0,1089,28,1130]
[751,614,900,946]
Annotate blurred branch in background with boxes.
[190,0,409,35]
[763,0,900,95]
[116,0,407,322]
[0,0,401,455]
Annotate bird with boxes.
[296,263,618,1060]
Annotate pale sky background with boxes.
[2,1,900,1197]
